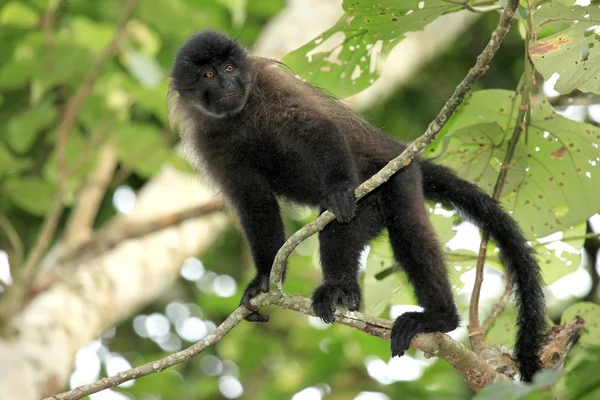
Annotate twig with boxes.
[64,144,118,246]
[270,0,521,289]
[481,274,512,333]
[443,0,503,13]
[58,199,223,264]
[0,215,24,267]
[0,200,63,327]
[55,0,138,194]
[469,1,534,351]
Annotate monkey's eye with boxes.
[224,65,234,73]
[203,71,215,78]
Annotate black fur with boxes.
[169,30,546,382]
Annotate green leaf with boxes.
[0,142,33,176]
[363,233,409,316]
[4,177,55,215]
[428,90,600,238]
[216,0,247,26]
[0,1,39,28]
[563,346,600,400]
[473,381,532,400]
[0,32,43,89]
[7,101,57,153]
[533,223,584,284]
[529,3,600,95]
[531,370,563,389]
[561,302,600,346]
[343,0,462,40]
[282,17,401,98]
[485,304,518,349]
[43,129,96,203]
[70,16,114,53]
[113,123,170,177]
[427,122,527,197]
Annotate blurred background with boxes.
[0,0,599,399]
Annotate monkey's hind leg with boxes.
[380,173,460,357]
[312,196,384,323]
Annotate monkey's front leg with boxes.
[225,175,286,322]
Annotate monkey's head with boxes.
[171,31,251,118]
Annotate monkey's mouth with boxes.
[221,92,238,100]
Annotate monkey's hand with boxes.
[311,281,361,324]
[240,274,270,322]
[322,186,356,223]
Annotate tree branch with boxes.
[46,286,585,399]
[63,144,118,246]
[57,199,223,265]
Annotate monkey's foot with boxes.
[391,311,459,357]
[240,274,270,322]
[311,281,361,324]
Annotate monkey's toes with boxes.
[312,282,361,323]
[240,274,270,313]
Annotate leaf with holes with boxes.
[427,122,528,197]
[427,90,600,238]
[343,0,462,40]
[510,99,600,238]
[282,17,400,98]
[529,2,600,95]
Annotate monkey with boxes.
[168,30,546,382]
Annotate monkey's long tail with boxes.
[420,160,546,382]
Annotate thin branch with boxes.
[55,0,138,193]
[64,144,118,246]
[58,199,223,264]
[442,0,503,13]
[469,1,535,351]
[0,214,24,267]
[481,273,512,333]
[0,199,63,327]
[270,0,521,289]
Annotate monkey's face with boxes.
[172,31,251,118]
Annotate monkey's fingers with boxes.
[245,311,270,323]
[323,189,356,223]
